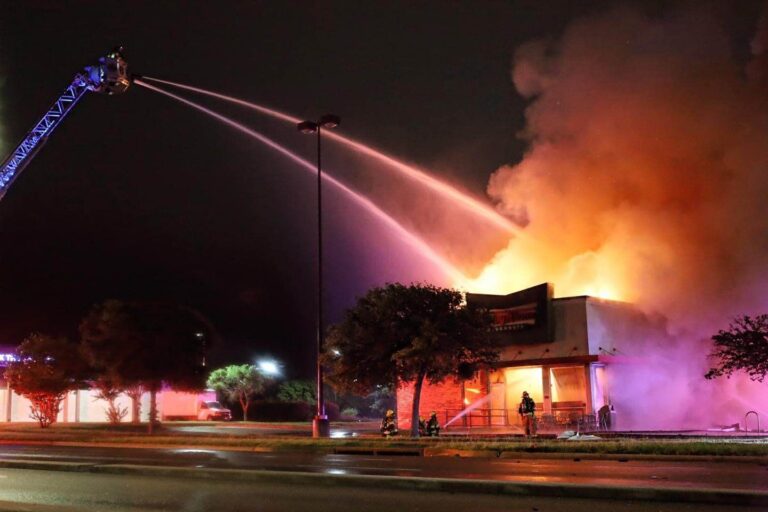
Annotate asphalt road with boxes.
[0,444,765,492]
[0,467,755,512]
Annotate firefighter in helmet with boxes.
[518,391,537,437]
[425,411,440,437]
[381,409,399,437]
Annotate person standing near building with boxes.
[518,391,536,437]
[381,409,399,437]
[426,411,440,437]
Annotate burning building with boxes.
[412,3,768,433]
[396,282,672,432]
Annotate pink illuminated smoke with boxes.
[470,3,768,428]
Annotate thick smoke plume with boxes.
[468,3,768,427]
[472,3,768,329]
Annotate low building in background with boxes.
[0,349,215,423]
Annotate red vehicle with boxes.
[197,401,232,421]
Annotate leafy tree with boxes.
[706,314,768,382]
[207,364,268,421]
[366,385,395,417]
[91,377,129,424]
[276,380,316,404]
[323,283,498,436]
[80,299,216,432]
[4,334,86,428]
[123,384,144,424]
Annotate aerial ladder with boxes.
[0,48,132,201]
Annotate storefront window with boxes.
[550,366,586,404]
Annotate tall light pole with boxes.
[298,113,340,438]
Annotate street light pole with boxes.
[298,114,340,438]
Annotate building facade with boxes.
[396,283,662,431]
[0,348,214,423]
[0,384,215,423]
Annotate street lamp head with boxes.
[297,120,318,134]
[319,114,340,129]
[257,359,281,376]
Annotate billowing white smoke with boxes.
[472,3,768,428]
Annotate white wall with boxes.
[498,297,591,361]
[0,387,210,423]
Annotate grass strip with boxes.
[1,423,767,457]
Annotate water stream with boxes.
[141,76,518,235]
[135,79,468,283]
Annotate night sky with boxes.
[0,1,762,378]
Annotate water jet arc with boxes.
[141,77,518,235]
[443,394,493,428]
[134,79,467,283]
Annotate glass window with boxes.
[550,366,586,403]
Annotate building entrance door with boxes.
[503,367,543,425]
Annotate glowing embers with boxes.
[464,387,482,405]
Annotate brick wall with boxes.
[396,378,465,429]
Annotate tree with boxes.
[4,334,86,428]
[207,364,268,421]
[276,380,316,404]
[323,283,498,436]
[706,314,768,382]
[366,385,395,417]
[123,384,144,425]
[80,299,216,433]
[91,377,129,424]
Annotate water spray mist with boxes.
[134,79,468,283]
[140,76,519,235]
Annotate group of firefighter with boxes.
[381,390,538,437]
[380,409,440,437]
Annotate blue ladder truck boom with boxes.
[0,47,132,201]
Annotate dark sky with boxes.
[0,1,761,377]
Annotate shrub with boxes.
[276,380,315,404]
[341,407,359,419]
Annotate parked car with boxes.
[198,401,232,421]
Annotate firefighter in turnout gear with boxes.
[518,391,537,437]
[425,411,440,437]
[381,409,399,437]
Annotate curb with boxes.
[0,499,80,512]
[424,447,768,464]
[333,446,422,456]
[0,440,328,454]
[0,459,766,507]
